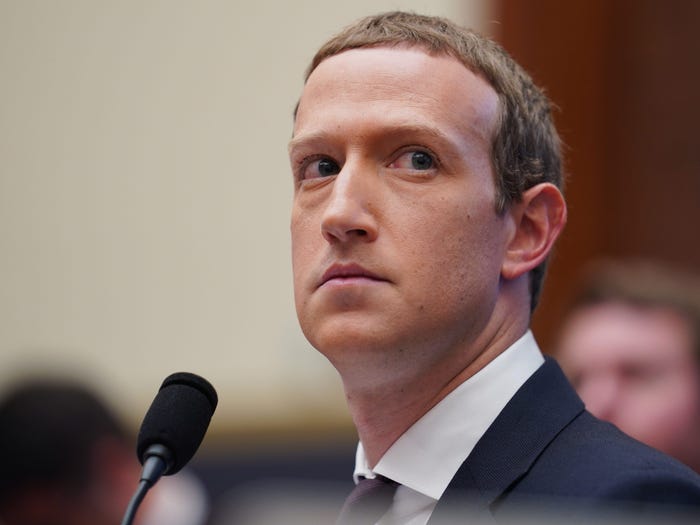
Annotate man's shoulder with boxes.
[486,411,700,524]
[432,361,700,523]
[448,357,700,502]
[520,409,700,502]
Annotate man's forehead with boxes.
[306,40,478,80]
[306,46,477,88]
[295,46,499,140]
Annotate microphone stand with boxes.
[121,479,150,525]
[121,446,171,525]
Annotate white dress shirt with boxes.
[352,330,545,525]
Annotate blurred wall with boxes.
[0,1,489,443]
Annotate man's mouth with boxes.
[319,263,387,288]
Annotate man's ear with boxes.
[501,183,567,280]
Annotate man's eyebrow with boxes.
[288,131,327,154]
[288,123,459,153]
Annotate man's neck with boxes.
[342,320,529,468]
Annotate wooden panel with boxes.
[494,0,700,351]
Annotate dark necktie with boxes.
[336,475,399,525]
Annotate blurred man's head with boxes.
[557,260,700,472]
[0,379,137,525]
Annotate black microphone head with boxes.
[136,372,217,475]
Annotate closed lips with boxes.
[319,264,386,286]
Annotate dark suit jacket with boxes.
[428,358,700,524]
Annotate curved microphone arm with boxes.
[121,445,173,525]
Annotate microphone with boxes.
[121,372,218,525]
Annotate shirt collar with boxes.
[353,330,544,500]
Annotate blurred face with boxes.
[289,47,510,383]
[558,301,700,466]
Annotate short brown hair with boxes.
[302,11,563,310]
[567,259,700,359]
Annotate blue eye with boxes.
[390,150,436,171]
[410,151,433,170]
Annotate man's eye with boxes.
[318,159,340,176]
[390,150,435,171]
[303,157,340,179]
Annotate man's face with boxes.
[289,47,509,383]
[558,301,700,465]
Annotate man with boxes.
[556,259,700,474]
[288,11,700,524]
[0,378,209,525]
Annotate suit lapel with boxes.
[429,358,584,523]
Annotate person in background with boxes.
[288,10,700,524]
[556,259,700,473]
[0,377,209,525]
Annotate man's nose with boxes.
[320,165,378,244]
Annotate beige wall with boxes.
[0,1,489,436]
